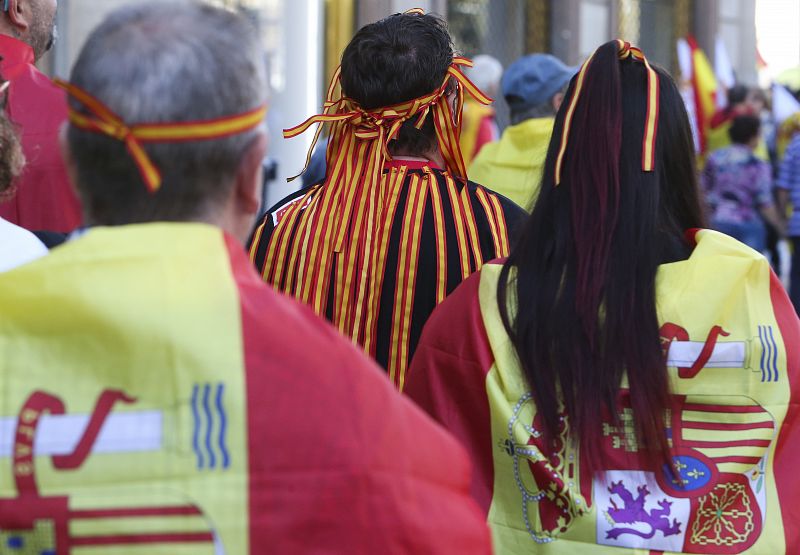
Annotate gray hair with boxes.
[508,80,569,126]
[67,1,267,226]
[509,101,556,125]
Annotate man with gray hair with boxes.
[0,0,82,232]
[0,3,491,553]
[470,53,576,209]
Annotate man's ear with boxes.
[6,0,31,33]
[234,132,268,216]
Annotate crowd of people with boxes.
[0,1,799,553]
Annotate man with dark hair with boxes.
[250,10,524,390]
[0,0,82,232]
[469,54,575,209]
[0,3,491,552]
[702,114,785,252]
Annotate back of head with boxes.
[727,84,749,109]
[340,12,453,155]
[729,114,761,144]
[499,40,705,470]
[66,1,267,226]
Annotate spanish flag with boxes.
[407,229,800,553]
[686,36,718,155]
[0,223,491,554]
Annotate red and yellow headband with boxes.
[54,78,267,193]
[284,55,491,182]
[555,39,660,185]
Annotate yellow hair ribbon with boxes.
[554,39,660,186]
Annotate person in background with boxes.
[469,53,575,209]
[460,54,502,165]
[0,79,46,270]
[702,114,785,252]
[777,124,800,313]
[706,84,770,160]
[0,0,82,232]
[250,11,524,390]
[406,39,800,553]
[0,4,492,552]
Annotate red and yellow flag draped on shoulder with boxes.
[250,56,524,389]
[0,223,491,553]
[406,229,800,554]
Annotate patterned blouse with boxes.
[702,144,773,225]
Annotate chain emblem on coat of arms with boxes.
[690,483,755,547]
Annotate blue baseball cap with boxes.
[501,54,578,113]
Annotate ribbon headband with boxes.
[284,56,491,183]
[54,79,267,193]
[555,39,660,185]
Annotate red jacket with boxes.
[0,35,82,232]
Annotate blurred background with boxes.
[40,0,800,206]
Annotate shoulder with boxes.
[467,179,527,228]
[8,66,67,127]
[263,182,322,227]
[0,219,48,272]
[249,183,323,256]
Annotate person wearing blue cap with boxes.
[470,53,576,209]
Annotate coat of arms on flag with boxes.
[0,389,225,554]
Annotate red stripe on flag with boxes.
[708,455,762,465]
[70,506,202,519]
[70,533,214,546]
[682,403,768,414]
[683,439,772,449]
[683,420,774,431]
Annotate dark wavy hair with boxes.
[340,12,454,155]
[498,41,706,470]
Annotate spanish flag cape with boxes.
[407,229,800,554]
[250,57,521,388]
[0,223,491,554]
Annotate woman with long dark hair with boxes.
[406,40,800,554]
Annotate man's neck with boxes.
[390,147,446,169]
[0,19,22,42]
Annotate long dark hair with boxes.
[498,41,706,470]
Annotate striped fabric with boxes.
[250,162,522,389]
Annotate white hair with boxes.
[465,54,503,95]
